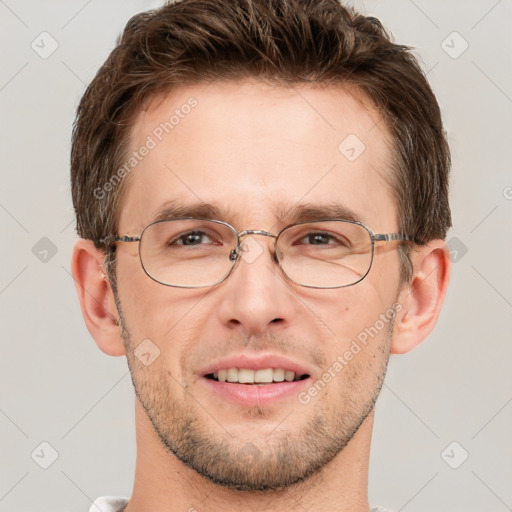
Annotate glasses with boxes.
[102,218,413,289]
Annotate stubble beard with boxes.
[115,295,393,492]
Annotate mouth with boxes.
[200,354,313,407]
[205,368,310,384]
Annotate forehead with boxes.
[119,80,397,233]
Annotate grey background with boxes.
[1,1,511,511]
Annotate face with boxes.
[114,81,402,490]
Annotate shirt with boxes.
[89,496,394,511]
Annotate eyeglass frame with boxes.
[100,217,415,289]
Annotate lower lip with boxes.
[202,377,311,407]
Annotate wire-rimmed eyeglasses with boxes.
[101,218,413,289]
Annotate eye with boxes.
[171,230,215,246]
[302,232,335,245]
[298,231,350,247]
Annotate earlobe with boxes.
[71,238,126,356]
[391,240,451,354]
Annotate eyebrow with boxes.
[275,202,363,225]
[152,200,223,223]
[151,200,363,226]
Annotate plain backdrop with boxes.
[1,1,511,511]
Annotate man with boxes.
[70,0,451,510]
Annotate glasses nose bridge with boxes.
[238,229,278,240]
[229,229,279,262]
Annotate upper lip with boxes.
[200,353,312,377]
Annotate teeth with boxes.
[273,368,285,382]
[212,368,305,384]
[227,368,238,382]
[254,368,273,383]
[285,370,295,382]
[238,368,254,383]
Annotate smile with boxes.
[206,368,310,384]
[200,353,314,406]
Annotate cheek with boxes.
[297,282,398,400]
[116,249,192,333]
[116,256,210,379]
[300,279,398,346]
[370,245,403,290]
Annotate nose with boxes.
[216,234,296,335]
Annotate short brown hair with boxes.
[71,0,451,282]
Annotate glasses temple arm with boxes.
[99,235,141,247]
[374,233,417,243]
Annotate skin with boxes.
[72,80,450,512]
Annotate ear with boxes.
[391,239,451,354]
[71,238,126,356]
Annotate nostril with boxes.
[270,318,283,323]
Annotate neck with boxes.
[124,399,373,512]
